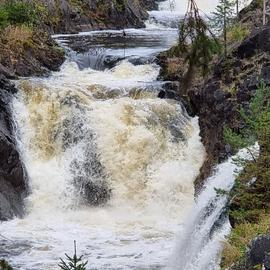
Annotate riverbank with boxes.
[157,0,270,267]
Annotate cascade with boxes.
[0,1,240,269]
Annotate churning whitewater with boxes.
[0,0,236,269]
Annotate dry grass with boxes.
[221,214,270,269]
[167,58,184,75]
[1,25,33,48]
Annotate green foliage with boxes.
[0,260,13,270]
[177,0,220,93]
[222,82,270,268]
[224,82,270,152]
[59,241,88,270]
[214,187,229,196]
[0,0,37,28]
[211,0,235,31]
[112,0,127,12]
[224,126,251,152]
[0,8,8,28]
[227,23,250,43]
[211,0,235,57]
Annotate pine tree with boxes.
[211,0,235,58]
[177,0,220,94]
[59,241,88,270]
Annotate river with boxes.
[0,1,233,269]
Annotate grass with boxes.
[227,23,250,44]
[221,82,270,268]
[0,25,34,61]
[221,214,270,269]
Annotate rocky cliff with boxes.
[158,20,270,190]
[157,3,270,267]
[34,0,157,33]
[0,75,27,221]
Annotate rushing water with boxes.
[0,1,240,269]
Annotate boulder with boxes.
[230,235,270,270]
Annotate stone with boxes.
[0,74,27,221]
[235,25,270,59]
[248,235,270,267]
[264,253,270,270]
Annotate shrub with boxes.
[222,82,270,268]
[0,260,13,270]
[227,23,250,44]
[59,241,88,270]
[0,1,37,28]
[0,8,8,28]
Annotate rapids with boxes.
[0,1,238,269]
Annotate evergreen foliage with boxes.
[211,0,235,57]
[0,0,37,28]
[0,260,13,270]
[222,82,270,268]
[59,241,88,270]
[178,0,220,94]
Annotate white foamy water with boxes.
[168,145,259,270]
[0,63,205,269]
[0,1,237,269]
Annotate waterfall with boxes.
[0,1,239,269]
[169,145,259,270]
[1,58,205,269]
[146,0,220,29]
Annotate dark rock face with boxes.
[157,24,270,191]
[38,0,157,34]
[235,24,270,59]
[231,235,270,270]
[190,24,270,190]
[0,75,27,221]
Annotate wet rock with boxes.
[80,181,111,206]
[260,62,270,84]
[128,56,155,66]
[0,64,16,80]
[0,75,27,221]
[265,253,270,270]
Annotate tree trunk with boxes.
[224,12,227,59]
[181,64,196,96]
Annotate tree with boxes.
[177,0,220,94]
[211,0,235,58]
[59,241,88,270]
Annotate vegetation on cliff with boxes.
[221,82,270,269]
[0,0,65,77]
[158,0,270,268]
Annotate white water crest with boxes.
[169,145,259,270]
[1,62,205,269]
[2,0,251,269]
[146,0,220,29]
[0,2,208,269]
